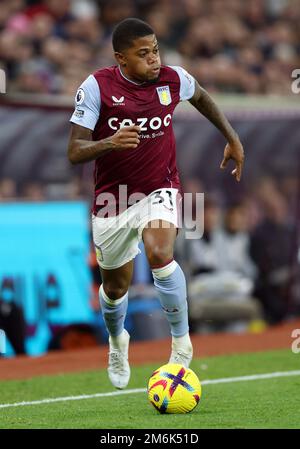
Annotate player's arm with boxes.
[68,124,140,165]
[68,74,140,164]
[189,80,244,182]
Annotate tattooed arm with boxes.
[189,81,245,181]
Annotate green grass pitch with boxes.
[0,349,299,429]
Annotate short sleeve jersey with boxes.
[70,65,195,215]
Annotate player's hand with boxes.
[220,137,244,182]
[110,125,141,150]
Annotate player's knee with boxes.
[103,283,128,301]
[147,245,173,269]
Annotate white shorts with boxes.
[92,188,181,270]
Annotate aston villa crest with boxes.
[156,86,172,106]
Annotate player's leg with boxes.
[92,208,142,388]
[142,220,193,367]
[99,261,133,389]
[99,260,133,339]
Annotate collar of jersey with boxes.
[118,66,153,87]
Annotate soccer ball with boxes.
[147,363,201,414]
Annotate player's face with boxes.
[116,35,161,83]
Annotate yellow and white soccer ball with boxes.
[147,363,201,414]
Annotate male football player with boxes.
[68,18,244,389]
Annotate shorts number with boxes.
[151,190,173,209]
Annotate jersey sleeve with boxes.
[169,66,196,101]
[70,74,101,130]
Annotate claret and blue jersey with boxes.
[70,65,195,215]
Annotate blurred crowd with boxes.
[176,174,299,328]
[88,170,300,330]
[0,0,299,95]
[1,0,299,345]
[0,175,89,202]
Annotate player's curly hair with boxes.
[112,18,155,52]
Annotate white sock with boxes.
[172,332,192,351]
[110,329,128,350]
[152,259,177,279]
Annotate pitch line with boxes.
[1,370,300,410]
